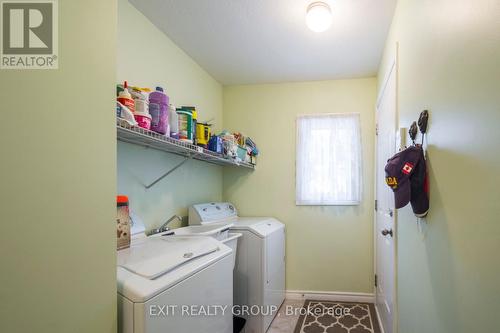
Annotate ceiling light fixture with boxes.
[306,2,332,33]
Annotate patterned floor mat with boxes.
[293,300,381,333]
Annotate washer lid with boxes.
[117,236,232,302]
[231,217,284,237]
[118,236,219,280]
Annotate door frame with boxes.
[373,42,399,333]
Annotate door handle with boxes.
[381,229,393,237]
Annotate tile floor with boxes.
[268,299,305,333]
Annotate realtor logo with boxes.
[1,0,58,69]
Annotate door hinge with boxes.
[375,199,378,211]
[374,274,378,287]
[376,124,379,136]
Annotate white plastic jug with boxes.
[169,104,179,139]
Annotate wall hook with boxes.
[409,121,418,145]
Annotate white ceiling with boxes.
[129,0,396,85]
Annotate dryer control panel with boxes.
[189,202,238,225]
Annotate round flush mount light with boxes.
[306,2,332,32]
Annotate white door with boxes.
[375,58,398,333]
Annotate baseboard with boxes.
[286,290,375,303]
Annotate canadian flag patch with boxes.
[402,162,414,175]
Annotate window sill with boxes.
[295,201,361,206]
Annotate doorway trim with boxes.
[373,42,399,333]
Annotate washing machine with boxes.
[189,203,286,333]
[117,235,233,333]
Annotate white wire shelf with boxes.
[116,118,255,170]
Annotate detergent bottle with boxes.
[117,81,135,113]
[180,106,197,143]
[192,109,198,145]
[148,86,169,135]
[169,104,179,139]
[177,107,193,143]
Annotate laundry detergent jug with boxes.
[148,87,169,135]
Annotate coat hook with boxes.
[418,110,429,146]
[409,121,418,145]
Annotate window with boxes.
[296,113,362,205]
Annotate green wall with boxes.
[378,0,500,331]
[117,0,224,230]
[223,78,377,293]
[0,1,117,332]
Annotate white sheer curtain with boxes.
[296,113,362,205]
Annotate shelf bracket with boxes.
[145,156,191,189]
